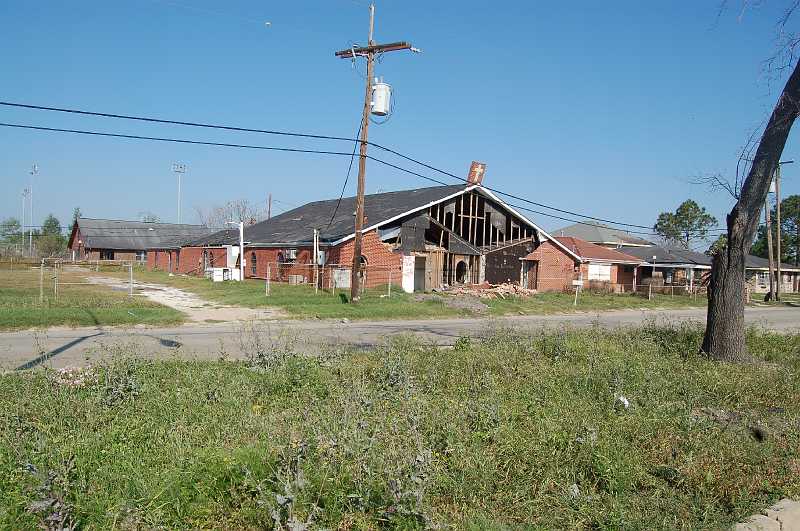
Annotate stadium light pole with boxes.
[29,164,37,256]
[172,163,187,223]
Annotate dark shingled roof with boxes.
[72,218,216,250]
[190,184,467,247]
[617,245,713,266]
[618,244,800,271]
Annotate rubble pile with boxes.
[437,282,537,299]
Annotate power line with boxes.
[0,117,727,236]
[328,121,363,228]
[0,122,355,157]
[0,100,679,230]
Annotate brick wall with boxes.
[326,230,402,288]
[524,240,578,292]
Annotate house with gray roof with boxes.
[67,218,215,262]
[553,222,654,248]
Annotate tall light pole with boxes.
[21,188,28,257]
[335,3,416,302]
[29,164,37,256]
[172,163,187,223]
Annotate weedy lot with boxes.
[114,269,708,320]
[1,324,798,529]
[0,268,184,331]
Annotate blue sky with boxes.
[1,0,799,237]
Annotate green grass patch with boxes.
[486,290,707,315]
[0,269,184,330]
[118,269,707,320]
[1,324,798,528]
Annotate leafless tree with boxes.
[193,199,264,228]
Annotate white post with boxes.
[39,259,44,303]
[388,268,392,298]
[266,263,270,296]
[313,228,319,295]
[239,221,244,282]
[573,285,579,306]
[129,263,133,297]
[54,262,58,300]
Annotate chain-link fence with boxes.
[226,262,403,298]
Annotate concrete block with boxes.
[763,498,800,531]
[733,514,780,531]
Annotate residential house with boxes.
[67,218,214,262]
[521,236,643,292]
[553,222,654,248]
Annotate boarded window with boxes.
[588,264,611,281]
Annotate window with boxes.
[587,264,611,281]
[251,252,257,276]
[100,250,114,260]
[136,250,147,262]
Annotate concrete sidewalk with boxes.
[1,306,798,370]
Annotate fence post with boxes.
[266,264,270,296]
[54,262,58,301]
[129,263,133,297]
[648,283,652,301]
[388,268,392,298]
[573,286,579,306]
[39,259,44,304]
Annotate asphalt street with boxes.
[1,306,798,370]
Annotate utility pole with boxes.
[335,3,415,302]
[29,164,37,257]
[172,163,187,223]
[267,193,272,220]
[775,159,794,301]
[765,193,776,301]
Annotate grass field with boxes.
[121,269,708,320]
[0,268,184,331]
[1,324,798,528]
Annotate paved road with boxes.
[1,306,798,370]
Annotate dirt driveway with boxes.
[86,276,284,323]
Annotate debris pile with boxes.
[437,282,537,299]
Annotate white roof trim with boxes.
[476,188,582,262]
[328,185,584,262]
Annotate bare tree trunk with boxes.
[702,59,800,360]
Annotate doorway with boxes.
[414,256,426,292]
[455,260,468,284]
[525,261,539,290]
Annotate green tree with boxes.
[0,217,21,242]
[750,196,798,264]
[707,234,727,256]
[71,207,82,229]
[780,194,800,265]
[654,200,718,250]
[39,214,65,257]
[41,214,62,236]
